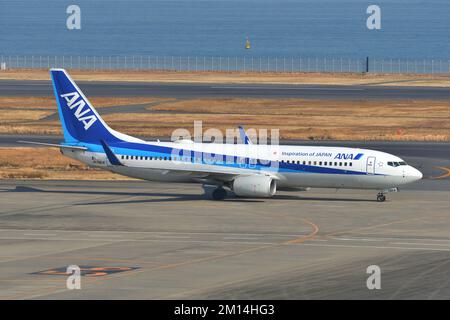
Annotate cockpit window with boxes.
[388,161,407,167]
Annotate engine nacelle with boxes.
[232,175,277,198]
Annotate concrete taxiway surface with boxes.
[2,80,450,99]
[0,179,449,299]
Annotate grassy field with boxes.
[0,147,124,180]
[1,69,450,87]
[0,96,449,141]
[0,96,169,109]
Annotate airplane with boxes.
[20,69,423,202]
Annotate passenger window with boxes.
[349,162,352,167]
[313,161,317,165]
[339,162,342,166]
[344,162,347,166]
[334,162,337,166]
[324,162,327,166]
[319,161,322,166]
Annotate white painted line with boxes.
[211,86,364,91]
[391,242,450,247]
[299,243,450,252]
[332,237,385,242]
[333,236,450,242]
[223,237,258,240]
[0,236,275,245]
[0,229,308,238]
[153,235,192,239]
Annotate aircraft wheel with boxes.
[212,187,227,200]
[376,193,386,202]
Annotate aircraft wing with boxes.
[100,140,277,182]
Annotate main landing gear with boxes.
[376,193,386,202]
[202,184,228,200]
[211,187,227,200]
[376,187,399,202]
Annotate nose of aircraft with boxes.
[408,166,423,181]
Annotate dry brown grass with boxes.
[1,96,449,141]
[0,147,128,180]
[0,96,171,134]
[100,113,449,141]
[1,69,450,87]
[151,98,450,117]
[106,98,450,141]
[0,110,53,122]
[0,96,169,109]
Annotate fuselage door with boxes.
[366,156,376,175]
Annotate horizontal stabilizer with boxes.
[17,140,87,150]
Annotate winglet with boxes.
[238,126,252,145]
[100,140,123,166]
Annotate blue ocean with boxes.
[1,0,449,59]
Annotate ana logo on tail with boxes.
[60,92,98,130]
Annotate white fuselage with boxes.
[62,140,423,190]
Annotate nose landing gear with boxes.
[376,187,398,202]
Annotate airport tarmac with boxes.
[2,79,450,100]
[1,78,449,299]
[0,179,449,299]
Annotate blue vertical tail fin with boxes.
[50,68,139,144]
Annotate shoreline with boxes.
[1,69,450,87]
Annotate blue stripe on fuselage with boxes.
[73,141,376,176]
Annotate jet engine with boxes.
[232,175,277,198]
